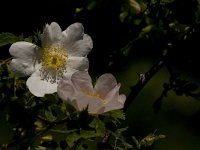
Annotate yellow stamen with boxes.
[85,91,106,103]
[85,92,100,98]
[40,44,68,83]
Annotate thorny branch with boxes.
[123,56,166,111]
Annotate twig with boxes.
[123,57,166,111]
[0,57,12,65]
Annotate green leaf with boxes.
[132,136,140,149]
[142,25,154,33]
[103,109,125,120]
[66,129,100,148]
[89,117,106,136]
[103,109,125,125]
[120,11,129,22]
[129,0,141,13]
[0,32,23,47]
[34,146,47,150]
[87,1,97,10]
[44,107,57,122]
[66,132,79,148]
[79,130,98,139]
[110,127,133,149]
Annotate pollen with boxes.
[85,91,105,103]
[40,44,68,83]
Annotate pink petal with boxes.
[94,73,117,99]
[75,94,105,114]
[57,76,76,101]
[103,84,126,112]
[71,71,93,93]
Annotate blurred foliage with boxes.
[1,0,200,149]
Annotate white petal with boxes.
[9,59,36,77]
[67,34,93,57]
[67,57,89,71]
[71,71,93,93]
[9,42,39,59]
[26,71,57,97]
[62,23,84,48]
[57,76,76,101]
[94,73,117,99]
[41,22,62,47]
[75,94,105,114]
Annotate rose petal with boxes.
[26,71,57,97]
[103,84,125,112]
[118,94,126,104]
[104,98,124,112]
[94,73,117,99]
[71,71,93,93]
[75,94,104,114]
[9,58,36,77]
[57,76,76,101]
[67,34,93,57]
[41,22,62,47]
[9,42,39,59]
[104,84,120,103]
[67,57,89,71]
[62,23,84,48]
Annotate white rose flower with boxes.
[57,71,126,114]
[9,22,93,97]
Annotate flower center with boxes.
[85,91,106,103]
[40,45,68,83]
[86,92,101,98]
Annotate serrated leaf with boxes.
[66,130,99,148]
[66,132,80,148]
[24,37,33,43]
[103,109,125,123]
[115,127,128,136]
[89,118,106,136]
